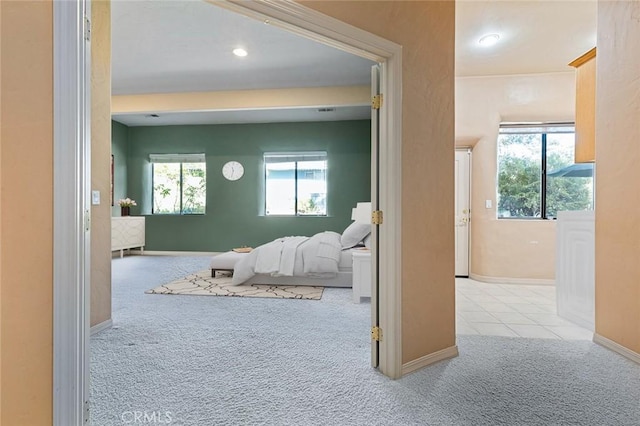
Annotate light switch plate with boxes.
[92,190,100,205]
[485,199,492,209]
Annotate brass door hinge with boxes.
[372,210,383,225]
[371,326,382,342]
[84,16,91,41]
[372,94,383,110]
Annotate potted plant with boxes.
[117,198,137,216]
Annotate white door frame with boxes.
[53,0,403,423]
[53,0,91,424]
[212,0,402,378]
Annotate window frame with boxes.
[497,123,592,220]
[263,151,328,217]
[150,154,206,215]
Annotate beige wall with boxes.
[595,0,640,354]
[0,1,637,425]
[112,86,370,114]
[456,73,575,281]
[91,0,112,327]
[304,1,456,363]
[0,1,3,418]
[0,1,53,424]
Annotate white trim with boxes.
[90,319,113,336]
[593,334,640,365]
[378,45,403,381]
[469,273,555,286]
[210,1,395,62]
[126,250,222,256]
[214,0,403,379]
[53,0,90,425]
[402,345,459,376]
[149,153,206,163]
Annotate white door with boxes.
[455,150,471,276]
[370,64,381,367]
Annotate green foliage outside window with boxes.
[497,131,592,219]
[153,162,206,214]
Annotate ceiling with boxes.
[111,0,597,126]
[456,0,597,77]
[111,0,374,95]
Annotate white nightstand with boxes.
[352,250,371,303]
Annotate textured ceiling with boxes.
[111,0,374,95]
[111,0,597,125]
[456,0,597,77]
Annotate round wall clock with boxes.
[222,161,244,181]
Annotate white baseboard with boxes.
[593,333,640,365]
[469,273,555,286]
[557,308,594,332]
[90,319,113,336]
[402,345,459,376]
[129,250,221,256]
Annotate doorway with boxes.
[53,1,403,422]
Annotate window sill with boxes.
[497,217,556,221]
[260,214,332,218]
[147,213,206,216]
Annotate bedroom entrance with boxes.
[52,1,404,422]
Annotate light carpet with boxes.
[145,270,324,300]
[91,255,640,426]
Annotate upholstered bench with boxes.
[209,251,249,277]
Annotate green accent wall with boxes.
[122,120,371,251]
[111,120,129,216]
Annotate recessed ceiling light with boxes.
[478,33,500,47]
[232,48,248,57]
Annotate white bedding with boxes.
[339,249,354,269]
[232,231,343,285]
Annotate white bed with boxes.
[241,248,356,288]
[212,220,371,288]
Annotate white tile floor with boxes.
[456,278,593,340]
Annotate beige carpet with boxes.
[145,270,324,300]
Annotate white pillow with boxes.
[340,221,371,249]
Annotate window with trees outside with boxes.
[264,152,327,216]
[497,123,593,219]
[151,153,206,215]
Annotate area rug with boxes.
[145,270,323,300]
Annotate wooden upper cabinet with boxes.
[569,48,596,163]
